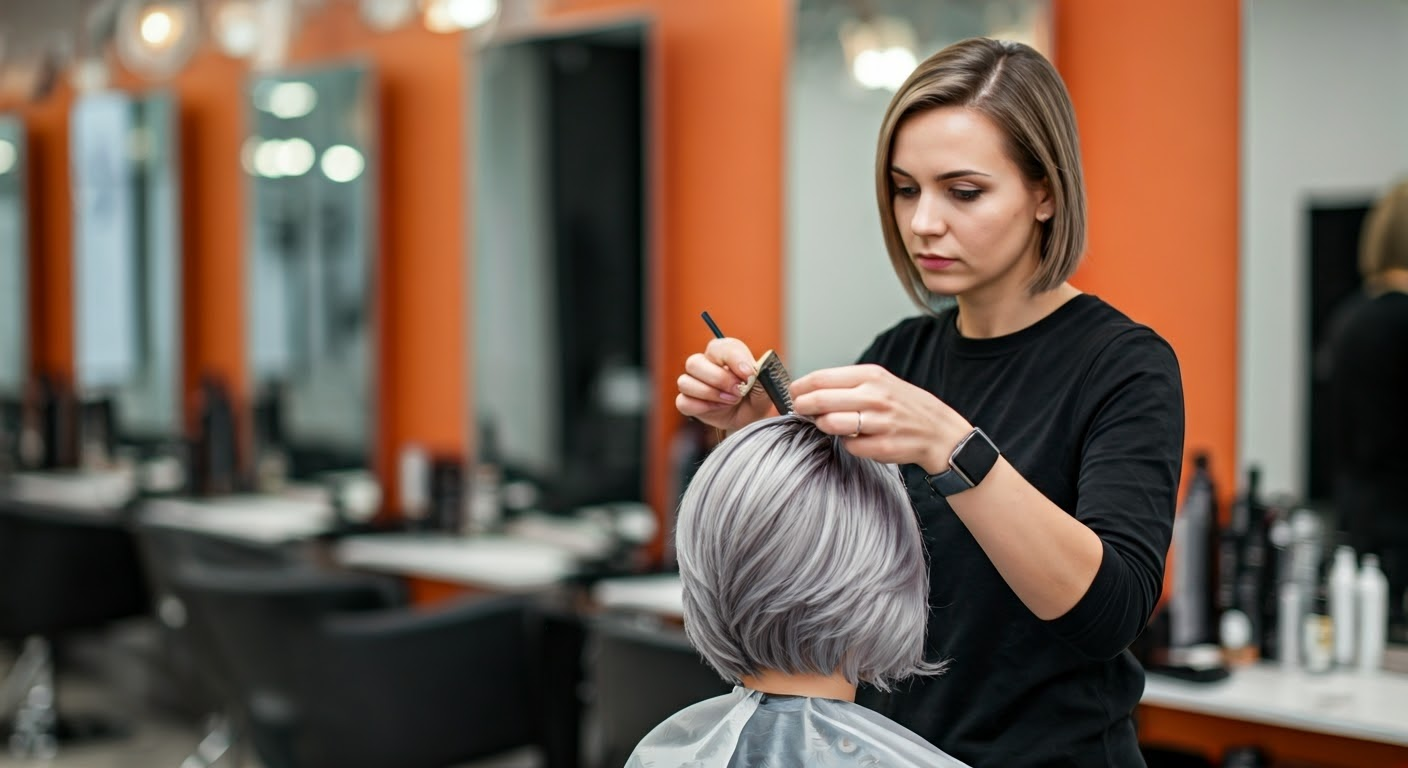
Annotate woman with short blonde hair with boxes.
[677,37,1185,766]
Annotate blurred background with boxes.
[0,0,1405,767]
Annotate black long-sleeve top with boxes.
[856,294,1185,767]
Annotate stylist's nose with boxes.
[909,193,948,238]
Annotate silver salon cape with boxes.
[625,687,970,767]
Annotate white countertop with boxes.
[3,469,138,517]
[582,572,1408,747]
[333,533,580,592]
[1142,663,1408,746]
[139,494,337,544]
[593,573,685,618]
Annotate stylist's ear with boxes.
[1035,179,1055,223]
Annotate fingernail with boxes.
[739,361,755,376]
[720,391,739,403]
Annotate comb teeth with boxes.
[744,349,795,414]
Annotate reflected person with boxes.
[627,415,968,767]
[1324,178,1408,632]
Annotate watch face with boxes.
[953,429,1000,485]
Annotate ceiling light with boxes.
[116,0,200,79]
[0,140,16,176]
[359,0,416,31]
[839,15,919,92]
[266,81,318,119]
[140,8,175,47]
[211,0,262,59]
[422,0,497,33]
[320,144,365,183]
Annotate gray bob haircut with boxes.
[876,37,1087,310]
[674,415,944,691]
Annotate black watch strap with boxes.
[925,428,1001,498]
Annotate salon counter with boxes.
[1139,663,1408,766]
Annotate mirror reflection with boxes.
[1242,0,1408,638]
[0,115,27,471]
[471,24,651,512]
[70,89,183,454]
[784,0,1051,375]
[245,64,378,482]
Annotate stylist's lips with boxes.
[916,254,958,270]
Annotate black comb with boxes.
[701,312,796,415]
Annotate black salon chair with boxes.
[0,500,150,756]
[131,521,328,767]
[589,617,730,768]
[172,561,537,768]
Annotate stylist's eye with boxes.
[893,184,919,199]
[951,188,982,202]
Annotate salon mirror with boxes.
[245,63,378,482]
[1241,0,1408,641]
[0,115,28,470]
[784,0,1051,374]
[470,21,653,511]
[70,89,183,454]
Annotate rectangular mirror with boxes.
[471,22,653,511]
[246,63,378,480]
[70,90,183,447]
[0,115,28,469]
[784,0,1052,375]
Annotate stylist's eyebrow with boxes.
[889,165,991,181]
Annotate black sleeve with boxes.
[1045,329,1185,660]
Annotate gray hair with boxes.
[675,415,944,691]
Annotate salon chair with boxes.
[0,499,150,758]
[131,521,334,767]
[589,617,730,768]
[172,561,537,768]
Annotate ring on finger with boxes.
[847,411,863,438]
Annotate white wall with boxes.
[1240,0,1408,495]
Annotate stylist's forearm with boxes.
[946,458,1104,620]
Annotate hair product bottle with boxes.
[1358,554,1389,674]
[1328,545,1358,667]
[1171,452,1219,648]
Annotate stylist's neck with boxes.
[741,669,857,702]
[957,280,1081,339]
[1372,268,1408,295]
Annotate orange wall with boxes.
[1057,0,1241,500]
[5,1,1237,527]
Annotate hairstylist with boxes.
[674,37,1185,766]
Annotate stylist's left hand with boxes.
[791,364,972,475]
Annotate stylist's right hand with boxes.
[676,337,776,432]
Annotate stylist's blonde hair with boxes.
[876,37,1086,310]
[1359,179,1408,283]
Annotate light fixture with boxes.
[359,0,416,32]
[266,81,318,119]
[838,15,919,92]
[210,0,262,59]
[115,0,200,79]
[320,144,365,183]
[0,140,16,176]
[421,0,497,33]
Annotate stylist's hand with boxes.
[675,338,777,432]
[791,364,972,475]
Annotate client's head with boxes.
[674,414,938,692]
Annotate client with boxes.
[628,414,968,766]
